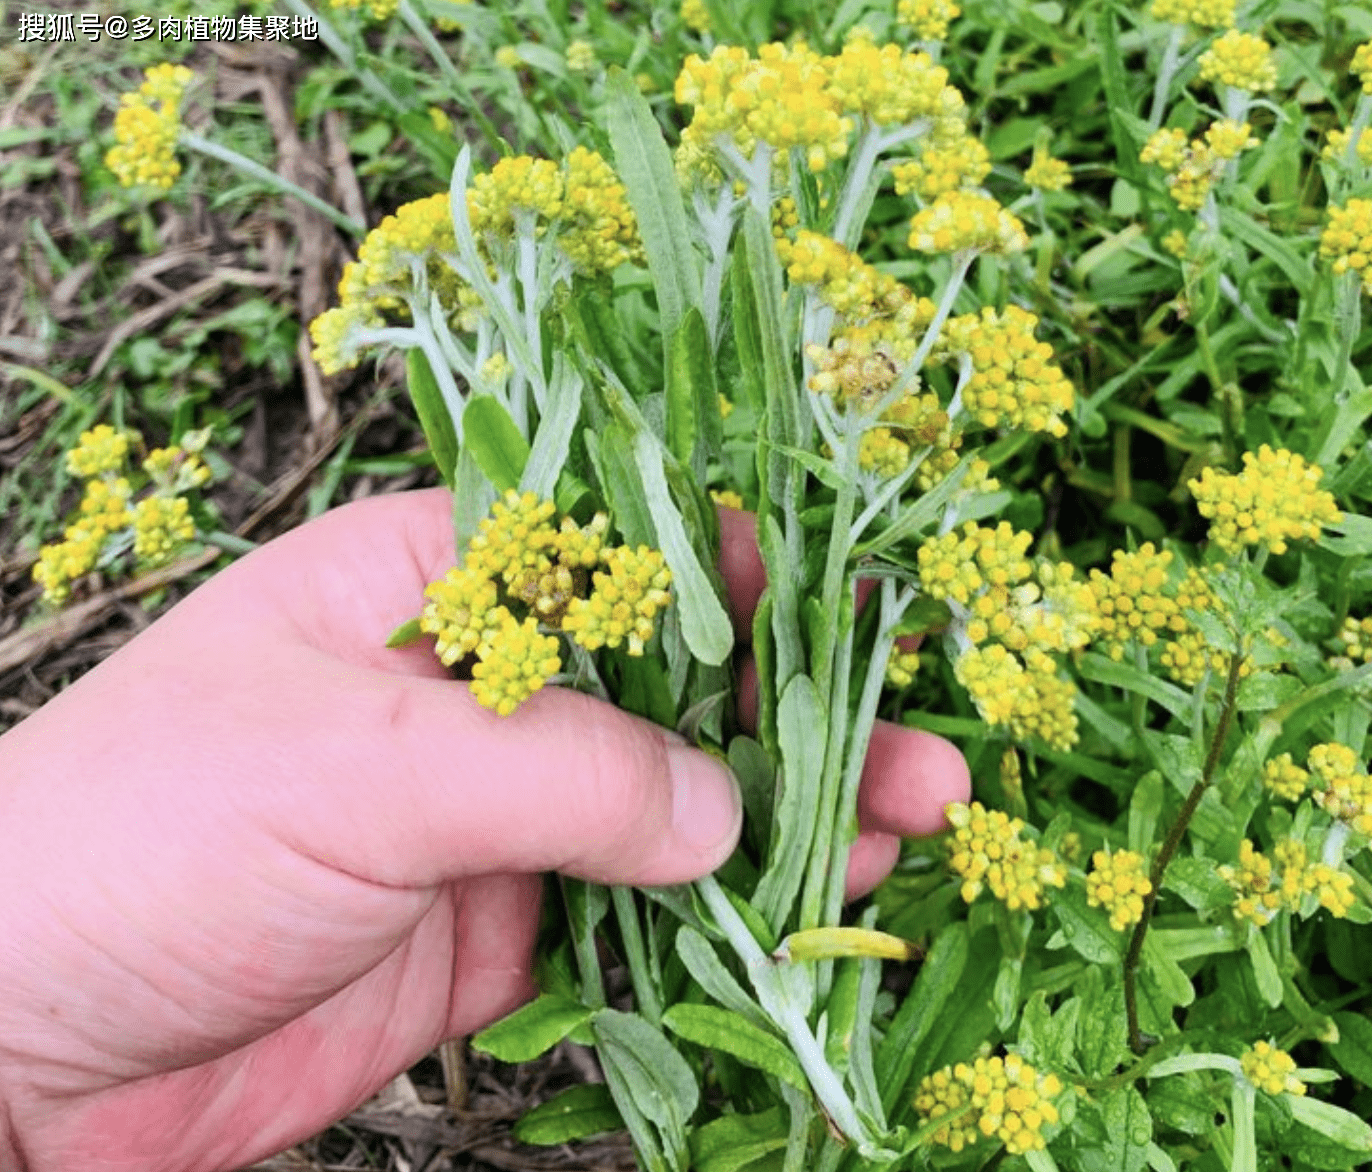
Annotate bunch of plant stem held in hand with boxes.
[81,0,1372,1167]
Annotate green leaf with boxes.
[1078,652,1191,720]
[875,922,969,1111]
[752,674,826,934]
[594,1007,700,1125]
[1099,1086,1153,1172]
[1329,1011,1372,1089]
[1218,206,1313,296]
[521,353,581,500]
[385,617,424,649]
[1051,883,1124,964]
[666,307,721,478]
[514,1083,623,1145]
[662,1004,808,1091]
[1321,513,1372,557]
[633,431,733,666]
[689,1108,789,1172]
[1162,857,1236,914]
[675,926,770,1029]
[463,394,529,492]
[1287,1096,1372,1152]
[1231,1081,1257,1172]
[1128,770,1164,855]
[397,109,459,179]
[1246,927,1282,1008]
[405,348,459,489]
[605,68,700,341]
[471,994,594,1063]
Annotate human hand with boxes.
[0,488,968,1171]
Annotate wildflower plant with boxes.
[73,1,1372,1169]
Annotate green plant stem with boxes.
[282,0,404,113]
[397,0,503,154]
[179,131,365,236]
[611,886,662,1025]
[695,876,872,1150]
[1124,649,1245,1054]
[1326,271,1362,418]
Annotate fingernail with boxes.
[668,742,742,859]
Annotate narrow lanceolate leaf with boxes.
[463,394,530,492]
[406,348,459,489]
[775,927,919,963]
[384,617,424,649]
[521,353,581,500]
[1287,1096,1372,1150]
[666,306,721,478]
[662,1004,808,1092]
[594,1008,699,1172]
[471,994,594,1063]
[605,68,700,340]
[675,926,770,1029]
[513,1083,623,1146]
[689,1109,788,1172]
[633,430,733,666]
[876,923,968,1111]
[751,673,827,935]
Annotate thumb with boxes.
[275,664,744,888]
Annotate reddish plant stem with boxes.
[1124,649,1245,1055]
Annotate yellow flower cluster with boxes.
[1149,0,1235,27]
[955,645,1080,748]
[329,0,399,20]
[919,521,1033,607]
[914,1054,1063,1155]
[1156,567,1249,687]
[1220,838,1356,925]
[1241,1041,1306,1097]
[1322,128,1372,167]
[674,38,964,178]
[897,0,961,41]
[132,496,195,567]
[937,305,1075,437]
[34,426,205,603]
[1085,848,1153,931]
[886,646,922,686]
[1335,615,1372,665]
[1263,753,1309,802]
[945,801,1068,910]
[1351,41,1372,94]
[908,190,1029,255]
[419,492,674,714]
[1308,742,1372,837]
[1088,544,1180,658]
[1197,30,1277,93]
[1320,199,1372,296]
[566,39,598,74]
[890,135,992,199]
[1189,446,1342,555]
[1024,148,1072,192]
[105,64,192,190]
[1139,123,1256,211]
[680,0,710,33]
[779,230,912,321]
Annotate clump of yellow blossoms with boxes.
[105,64,193,190]
[1352,41,1372,93]
[1308,742,1372,837]
[566,39,598,74]
[1140,122,1256,211]
[1088,544,1179,657]
[1334,615,1372,666]
[329,0,399,19]
[886,646,921,686]
[33,427,208,604]
[938,306,1075,437]
[1197,30,1277,93]
[1241,1041,1306,1097]
[419,491,674,715]
[1024,147,1072,192]
[680,0,710,34]
[1189,446,1342,555]
[1085,848,1152,931]
[1320,200,1372,296]
[1322,129,1372,167]
[1149,0,1235,28]
[945,801,1067,911]
[920,524,1094,748]
[897,0,961,41]
[1219,837,1356,925]
[908,191,1029,256]
[891,136,991,199]
[1263,753,1309,802]
[311,150,640,374]
[673,36,965,179]
[914,1053,1063,1155]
